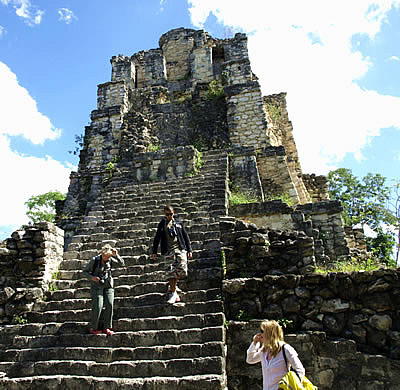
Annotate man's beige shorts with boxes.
[163,249,188,279]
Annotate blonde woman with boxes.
[83,244,124,335]
[246,320,305,390]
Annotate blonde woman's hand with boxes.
[253,333,263,344]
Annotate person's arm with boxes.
[246,333,263,364]
[111,249,124,267]
[285,344,305,382]
[152,221,163,259]
[83,257,100,282]
[181,222,192,253]
[246,341,262,364]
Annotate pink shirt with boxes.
[246,342,305,390]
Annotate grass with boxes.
[315,257,390,273]
[148,143,160,152]
[264,192,295,206]
[185,150,204,177]
[48,282,58,292]
[221,249,226,277]
[229,191,259,206]
[13,315,27,325]
[206,80,225,100]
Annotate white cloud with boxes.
[188,0,400,174]
[0,62,61,144]
[0,135,70,237]
[0,63,71,238]
[1,0,44,26]
[388,55,400,61]
[58,8,77,24]
[0,25,5,37]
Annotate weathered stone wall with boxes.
[226,82,269,150]
[229,147,264,200]
[298,202,349,261]
[227,320,400,390]
[191,45,214,83]
[229,201,349,263]
[223,270,400,358]
[263,93,309,204]
[220,216,316,280]
[111,54,135,88]
[256,146,301,204]
[0,223,64,324]
[113,145,200,186]
[159,28,211,82]
[302,173,329,202]
[97,81,129,110]
[344,226,368,259]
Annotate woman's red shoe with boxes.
[89,328,102,335]
[104,328,114,336]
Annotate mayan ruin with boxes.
[0,27,399,389]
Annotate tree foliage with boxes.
[25,191,66,224]
[327,168,397,265]
[366,228,396,266]
[387,180,400,263]
[327,168,395,230]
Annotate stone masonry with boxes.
[0,28,399,389]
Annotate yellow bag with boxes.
[278,344,318,390]
[278,371,318,390]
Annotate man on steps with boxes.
[152,204,193,304]
[83,243,125,335]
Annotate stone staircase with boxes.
[0,150,230,389]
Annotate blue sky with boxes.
[1,0,400,240]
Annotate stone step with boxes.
[54,264,222,285]
[8,327,225,350]
[64,236,220,258]
[61,251,220,269]
[35,288,221,311]
[61,251,221,275]
[100,189,227,206]
[101,183,226,199]
[0,313,224,340]
[0,355,225,379]
[26,300,224,323]
[52,275,221,292]
[62,245,221,265]
[48,281,221,303]
[67,228,221,251]
[59,259,221,281]
[0,341,224,364]
[0,373,226,390]
[70,222,220,243]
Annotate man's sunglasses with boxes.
[165,212,173,216]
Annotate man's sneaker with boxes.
[168,286,182,293]
[89,328,102,335]
[167,291,180,304]
[103,328,114,336]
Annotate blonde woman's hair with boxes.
[101,244,114,255]
[260,320,284,357]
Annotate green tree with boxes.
[327,168,395,230]
[327,168,396,265]
[387,180,400,264]
[25,191,66,224]
[366,228,396,266]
